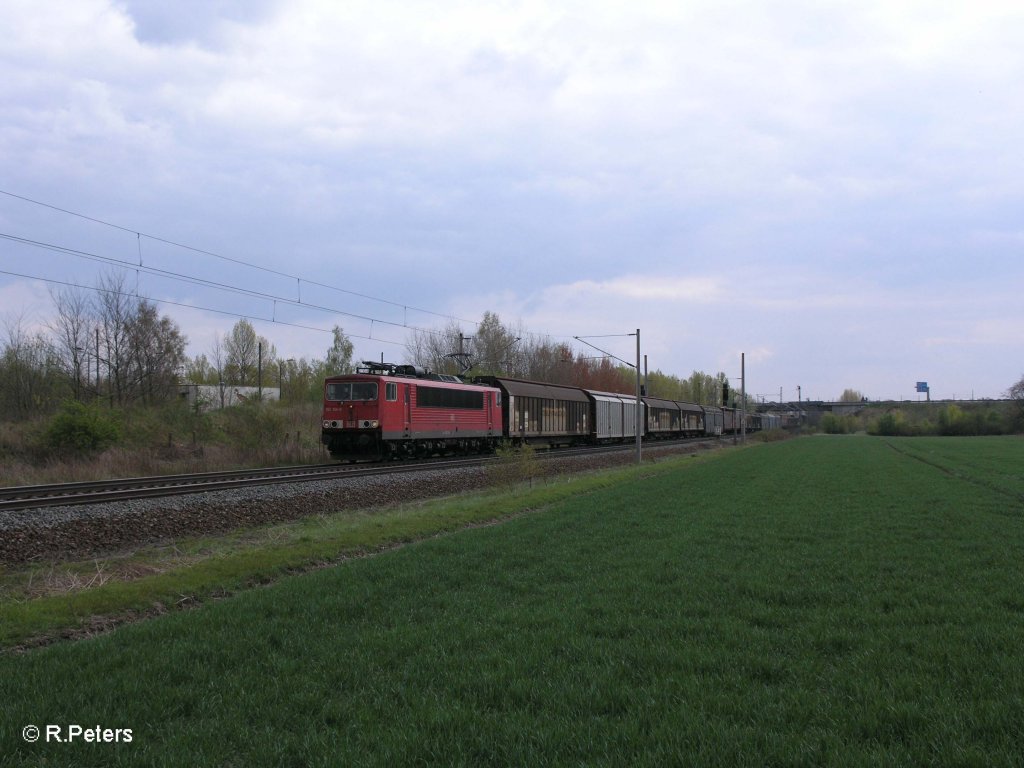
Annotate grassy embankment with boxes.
[2,435,1024,766]
[0,401,329,487]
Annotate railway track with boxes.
[0,438,720,564]
[0,459,484,512]
[0,438,713,513]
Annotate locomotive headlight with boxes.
[323,420,330,428]
[361,420,380,428]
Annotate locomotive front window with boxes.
[326,382,378,401]
[351,382,378,401]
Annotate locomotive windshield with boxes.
[326,381,378,402]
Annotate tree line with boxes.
[185,322,354,406]
[405,310,734,407]
[2,276,788,423]
[2,274,186,420]
[0,274,355,421]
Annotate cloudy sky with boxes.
[2,0,1022,402]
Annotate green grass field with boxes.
[2,436,1023,766]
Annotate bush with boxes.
[821,413,859,434]
[217,401,288,453]
[116,400,211,446]
[44,400,122,455]
[869,411,915,437]
[488,440,542,489]
[869,404,1010,438]
[937,404,1007,436]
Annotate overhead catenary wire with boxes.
[573,334,637,369]
[0,187,590,353]
[0,231,449,340]
[0,268,406,347]
[0,188,479,328]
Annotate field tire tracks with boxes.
[883,439,1024,508]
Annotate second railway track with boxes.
[0,458,490,512]
[0,439,720,564]
[0,439,710,513]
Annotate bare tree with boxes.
[124,302,186,404]
[0,314,64,419]
[209,332,228,408]
[48,287,96,401]
[88,274,187,405]
[522,337,571,383]
[405,321,466,375]
[223,319,275,386]
[95,273,137,405]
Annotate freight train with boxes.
[321,362,779,462]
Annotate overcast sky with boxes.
[2,0,1022,402]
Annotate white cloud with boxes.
[3,0,1024,401]
[549,275,723,303]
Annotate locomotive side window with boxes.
[418,386,484,409]
[386,382,398,401]
[326,382,378,401]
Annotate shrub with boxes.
[488,440,542,489]
[937,405,1008,436]
[217,401,288,454]
[821,413,859,434]
[44,400,121,455]
[870,411,914,437]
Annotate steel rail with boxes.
[0,459,490,512]
[0,437,714,513]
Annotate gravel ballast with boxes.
[0,442,718,564]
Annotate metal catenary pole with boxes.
[741,352,746,443]
[636,329,642,465]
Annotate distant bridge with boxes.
[753,398,1010,426]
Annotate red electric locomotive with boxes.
[321,362,504,461]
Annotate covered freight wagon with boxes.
[587,390,642,442]
[642,397,704,438]
[702,405,724,436]
[476,376,590,447]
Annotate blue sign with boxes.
[916,382,929,393]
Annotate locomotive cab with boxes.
[321,362,503,462]
[321,376,385,460]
